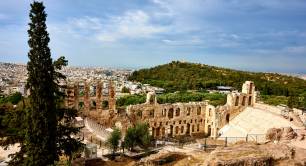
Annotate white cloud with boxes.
[69,16,102,30]
[285,45,306,54]
[54,10,170,43]
[162,36,202,46]
[97,10,168,42]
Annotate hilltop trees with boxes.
[128,61,306,96]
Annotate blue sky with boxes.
[0,0,306,73]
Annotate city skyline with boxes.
[0,0,306,73]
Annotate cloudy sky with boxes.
[0,0,306,73]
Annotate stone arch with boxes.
[78,102,84,110]
[90,100,96,110]
[102,100,109,109]
[162,127,166,136]
[248,96,252,105]
[197,107,201,115]
[156,127,160,137]
[186,123,190,135]
[249,83,253,94]
[78,83,85,97]
[175,126,179,134]
[168,108,174,119]
[226,114,230,124]
[242,96,246,106]
[169,125,173,137]
[207,125,211,136]
[162,109,167,116]
[176,108,180,116]
[89,84,96,97]
[235,96,239,106]
[187,107,191,116]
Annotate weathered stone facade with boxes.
[127,81,257,139]
[65,80,116,113]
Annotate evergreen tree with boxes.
[24,2,83,165]
[0,2,82,165]
[107,128,122,155]
[25,1,57,165]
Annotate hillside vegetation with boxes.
[116,92,226,107]
[129,61,306,96]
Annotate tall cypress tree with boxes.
[26,1,57,165]
[0,1,82,165]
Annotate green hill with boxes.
[128,61,306,96]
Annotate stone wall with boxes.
[127,81,257,139]
[65,80,116,114]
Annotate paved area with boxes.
[219,107,302,139]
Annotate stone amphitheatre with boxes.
[65,80,305,142]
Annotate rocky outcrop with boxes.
[204,144,272,166]
[203,143,300,166]
[266,127,297,141]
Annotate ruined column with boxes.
[96,80,102,111]
[73,82,79,110]
[84,81,90,112]
[108,80,116,111]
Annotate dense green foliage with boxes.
[0,2,82,165]
[123,122,151,151]
[260,94,306,110]
[0,92,23,105]
[0,103,27,147]
[129,61,306,97]
[117,92,226,107]
[117,95,146,107]
[260,95,288,106]
[157,91,226,106]
[107,128,122,155]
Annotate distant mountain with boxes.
[128,61,306,96]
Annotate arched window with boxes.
[175,126,179,134]
[235,96,239,106]
[187,107,191,116]
[176,108,180,116]
[168,108,174,119]
[197,107,201,115]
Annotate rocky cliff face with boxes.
[204,128,306,166]
[203,144,272,166]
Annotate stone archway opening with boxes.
[186,123,190,135]
[169,125,173,137]
[168,108,174,119]
[226,114,230,124]
[248,96,252,105]
[207,125,211,136]
[162,127,165,137]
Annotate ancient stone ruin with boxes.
[126,81,256,139]
[65,80,257,139]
